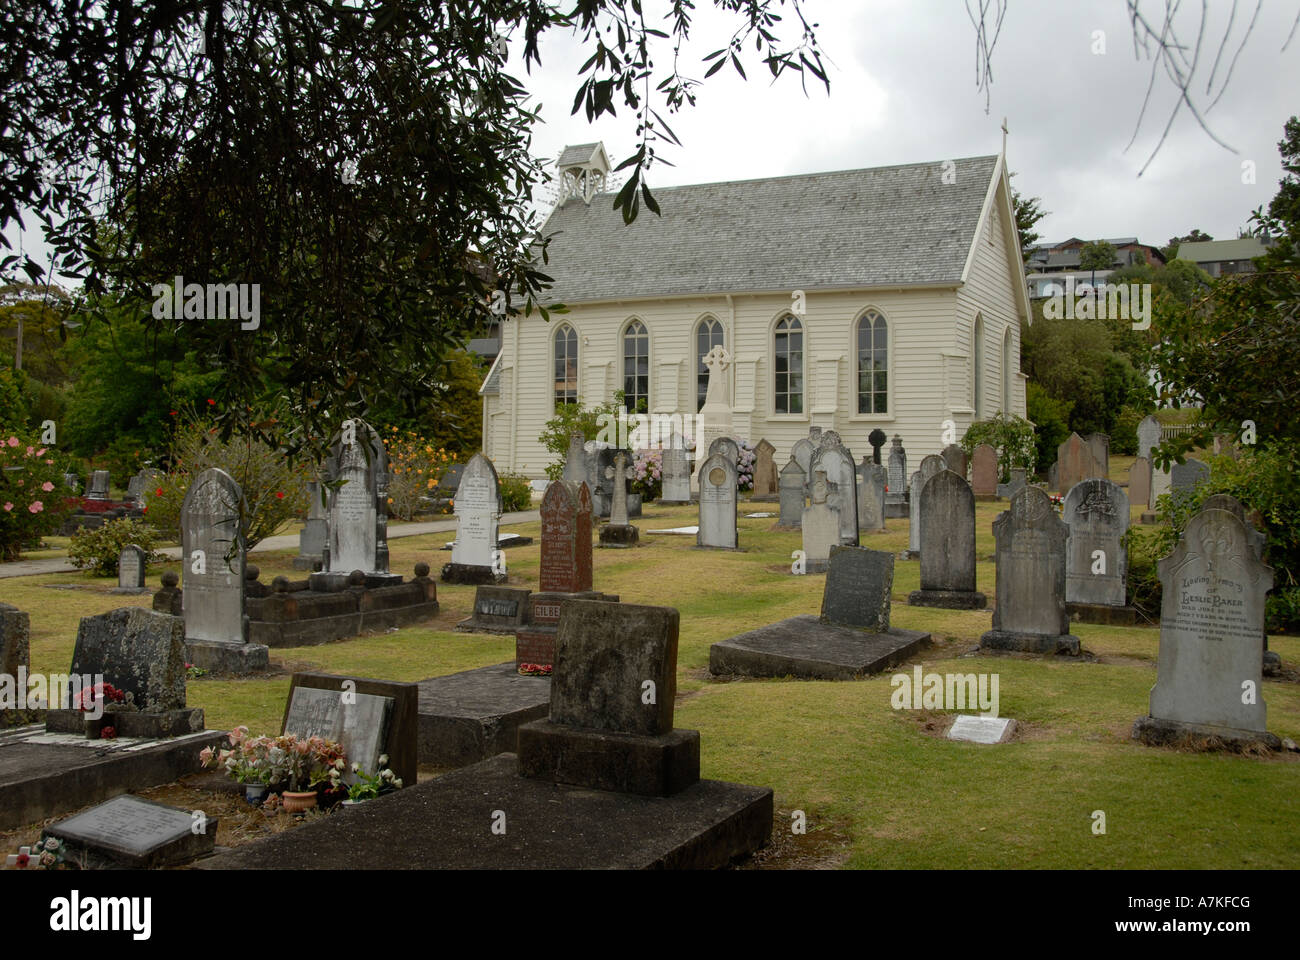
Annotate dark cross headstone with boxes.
[820,545,893,632]
[778,458,806,527]
[181,467,245,644]
[908,470,986,608]
[868,428,887,465]
[980,486,1078,655]
[539,480,593,594]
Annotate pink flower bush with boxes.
[0,431,71,561]
[41,481,53,492]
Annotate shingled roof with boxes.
[536,154,999,305]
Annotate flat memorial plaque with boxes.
[647,526,698,535]
[947,715,1015,744]
[46,795,215,868]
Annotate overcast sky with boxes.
[522,0,1300,248]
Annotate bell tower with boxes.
[555,142,611,206]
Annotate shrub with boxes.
[67,517,163,576]
[499,471,533,512]
[0,431,75,561]
[99,435,157,491]
[1025,383,1072,477]
[631,449,663,501]
[538,393,625,482]
[1110,405,1146,457]
[960,411,1037,483]
[385,427,456,520]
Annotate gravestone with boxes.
[1136,415,1162,464]
[810,442,859,545]
[694,345,735,491]
[778,458,806,528]
[659,433,692,504]
[1150,462,1173,508]
[44,795,217,869]
[86,470,110,501]
[1133,507,1279,750]
[1057,433,1099,492]
[885,435,908,517]
[907,455,946,557]
[980,486,1079,655]
[1085,433,1110,479]
[1171,458,1211,503]
[282,684,394,785]
[821,545,893,631]
[294,480,328,571]
[751,438,778,500]
[70,607,188,712]
[443,453,503,583]
[63,472,80,493]
[584,442,612,517]
[539,480,593,594]
[1047,461,1059,492]
[801,471,840,573]
[1128,457,1151,509]
[1200,494,1266,561]
[707,436,740,470]
[1063,478,1134,623]
[791,437,816,484]
[1212,433,1238,459]
[948,715,1016,744]
[599,451,639,547]
[112,544,147,595]
[941,443,968,478]
[868,428,887,465]
[908,470,986,609]
[326,420,392,578]
[125,469,159,505]
[456,585,531,634]
[561,432,588,486]
[816,429,842,451]
[0,603,30,718]
[809,426,822,440]
[697,453,738,549]
[996,469,1026,501]
[971,444,998,500]
[857,459,887,534]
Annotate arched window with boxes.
[972,315,985,418]
[774,314,803,414]
[856,309,888,414]
[695,316,725,411]
[553,323,578,407]
[1002,327,1013,413]
[622,319,649,412]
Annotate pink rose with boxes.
[28,501,43,513]
[25,446,33,456]
[6,437,16,447]
[41,481,53,492]
[35,448,45,456]
[2,503,11,512]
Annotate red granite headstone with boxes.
[971,444,998,498]
[1057,433,1098,495]
[539,480,592,594]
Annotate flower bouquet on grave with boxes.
[269,734,346,813]
[73,682,127,738]
[5,837,69,870]
[342,755,404,806]
[201,726,278,803]
[517,662,552,677]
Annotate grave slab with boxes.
[947,715,1016,744]
[44,794,217,869]
[198,753,771,870]
[416,663,551,768]
[709,615,929,680]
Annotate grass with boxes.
[3,493,1298,869]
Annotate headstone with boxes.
[181,467,245,644]
[1057,433,1099,492]
[694,346,735,490]
[114,544,147,594]
[539,480,593,594]
[584,441,611,517]
[599,451,639,547]
[283,685,393,784]
[791,437,815,483]
[1170,458,1211,501]
[707,435,740,470]
[751,438,778,498]
[801,471,839,573]
[809,426,822,440]
[979,486,1079,655]
[1212,433,1238,459]
[697,453,738,549]
[43,796,217,869]
[660,433,692,503]
[1128,457,1151,509]
[63,472,80,493]
[70,607,188,711]
[941,443,968,478]
[1150,462,1173,507]
[885,435,908,516]
[971,444,998,499]
[810,442,859,545]
[1063,479,1130,607]
[857,459,887,534]
[908,470,986,608]
[820,545,893,631]
[815,429,842,451]
[1085,433,1110,479]
[778,458,806,527]
[0,603,30,698]
[996,469,1026,501]
[907,455,946,556]
[561,432,588,486]
[1200,494,1266,560]
[450,453,502,570]
[458,585,532,632]
[1135,507,1277,748]
[868,428,887,465]
[948,715,1015,744]
[1136,415,1162,464]
[1047,461,1059,492]
[326,420,390,576]
[86,470,110,501]
[295,480,328,570]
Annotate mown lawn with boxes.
[3,497,1297,869]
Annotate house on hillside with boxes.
[479,141,1032,477]
[1175,237,1271,277]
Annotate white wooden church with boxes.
[479,139,1030,476]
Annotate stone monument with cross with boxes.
[599,451,640,547]
[694,345,734,492]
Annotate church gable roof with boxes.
[537,155,998,304]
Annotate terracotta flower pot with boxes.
[281,790,317,813]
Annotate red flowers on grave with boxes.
[100,727,117,740]
[517,663,552,677]
[74,682,124,711]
